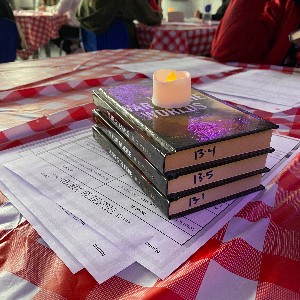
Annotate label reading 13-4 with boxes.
[194,145,216,160]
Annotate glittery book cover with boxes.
[93,78,278,175]
[92,125,264,219]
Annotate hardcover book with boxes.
[93,109,270,197]
[93,78,278,175]
[92,125,264,219]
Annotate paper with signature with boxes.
[2,128,299,279]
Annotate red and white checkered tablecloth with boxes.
[14,10,67,60]
[0,49,300,299]
[136,22,218,56]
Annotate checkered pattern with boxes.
[0,50,183,143]
[1,164,300,299]
[136,23,217,56]
[14,11,67,60]
[1,49,300,299]
[0,49,181,92]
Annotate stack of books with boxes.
[92,78,278,219]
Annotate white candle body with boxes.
[152,69,191,108]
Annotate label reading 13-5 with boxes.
[193,169,214,184]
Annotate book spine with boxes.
[92,126,171,218]
[170,184,264,219]
[93,110,169,196]
[93,92,167,174]
[92,125,264,219]
[93,109,269,198]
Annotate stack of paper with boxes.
[0,120,299,284]
[194,69,300,112]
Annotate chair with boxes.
[81,18,129,52]
[0,18,18,63]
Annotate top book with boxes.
[93,78,278,175]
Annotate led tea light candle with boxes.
[152,69,191,108]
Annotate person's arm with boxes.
[211,0,284,64]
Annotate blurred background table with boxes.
[14,10,67,60]
[0,49,300,299]
[136,21,219,56]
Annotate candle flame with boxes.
[166,71,177,82]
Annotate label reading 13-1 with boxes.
[188,193,205,207]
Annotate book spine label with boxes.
[92,126,171,218]
[93,94,166,173]
[170,184,264,219]
[93,111,169,196]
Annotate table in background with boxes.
[0,49,300,299]
[14,10,67,60]
[136,21,219,56]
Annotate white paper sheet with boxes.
[0,169,134,284]
[262,134,300,184]
[0,121,135,283]
[0,120,93,165]
[198,91,291,113]
[114,57,241,78]
[2,128,299,279]
[194,69,300,111]
[0,179,83,274]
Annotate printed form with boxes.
[1,125,299,280]
[0,172,135,283]
[194,69,300,112]
[1,185,84,274]
[0,123,135,283]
